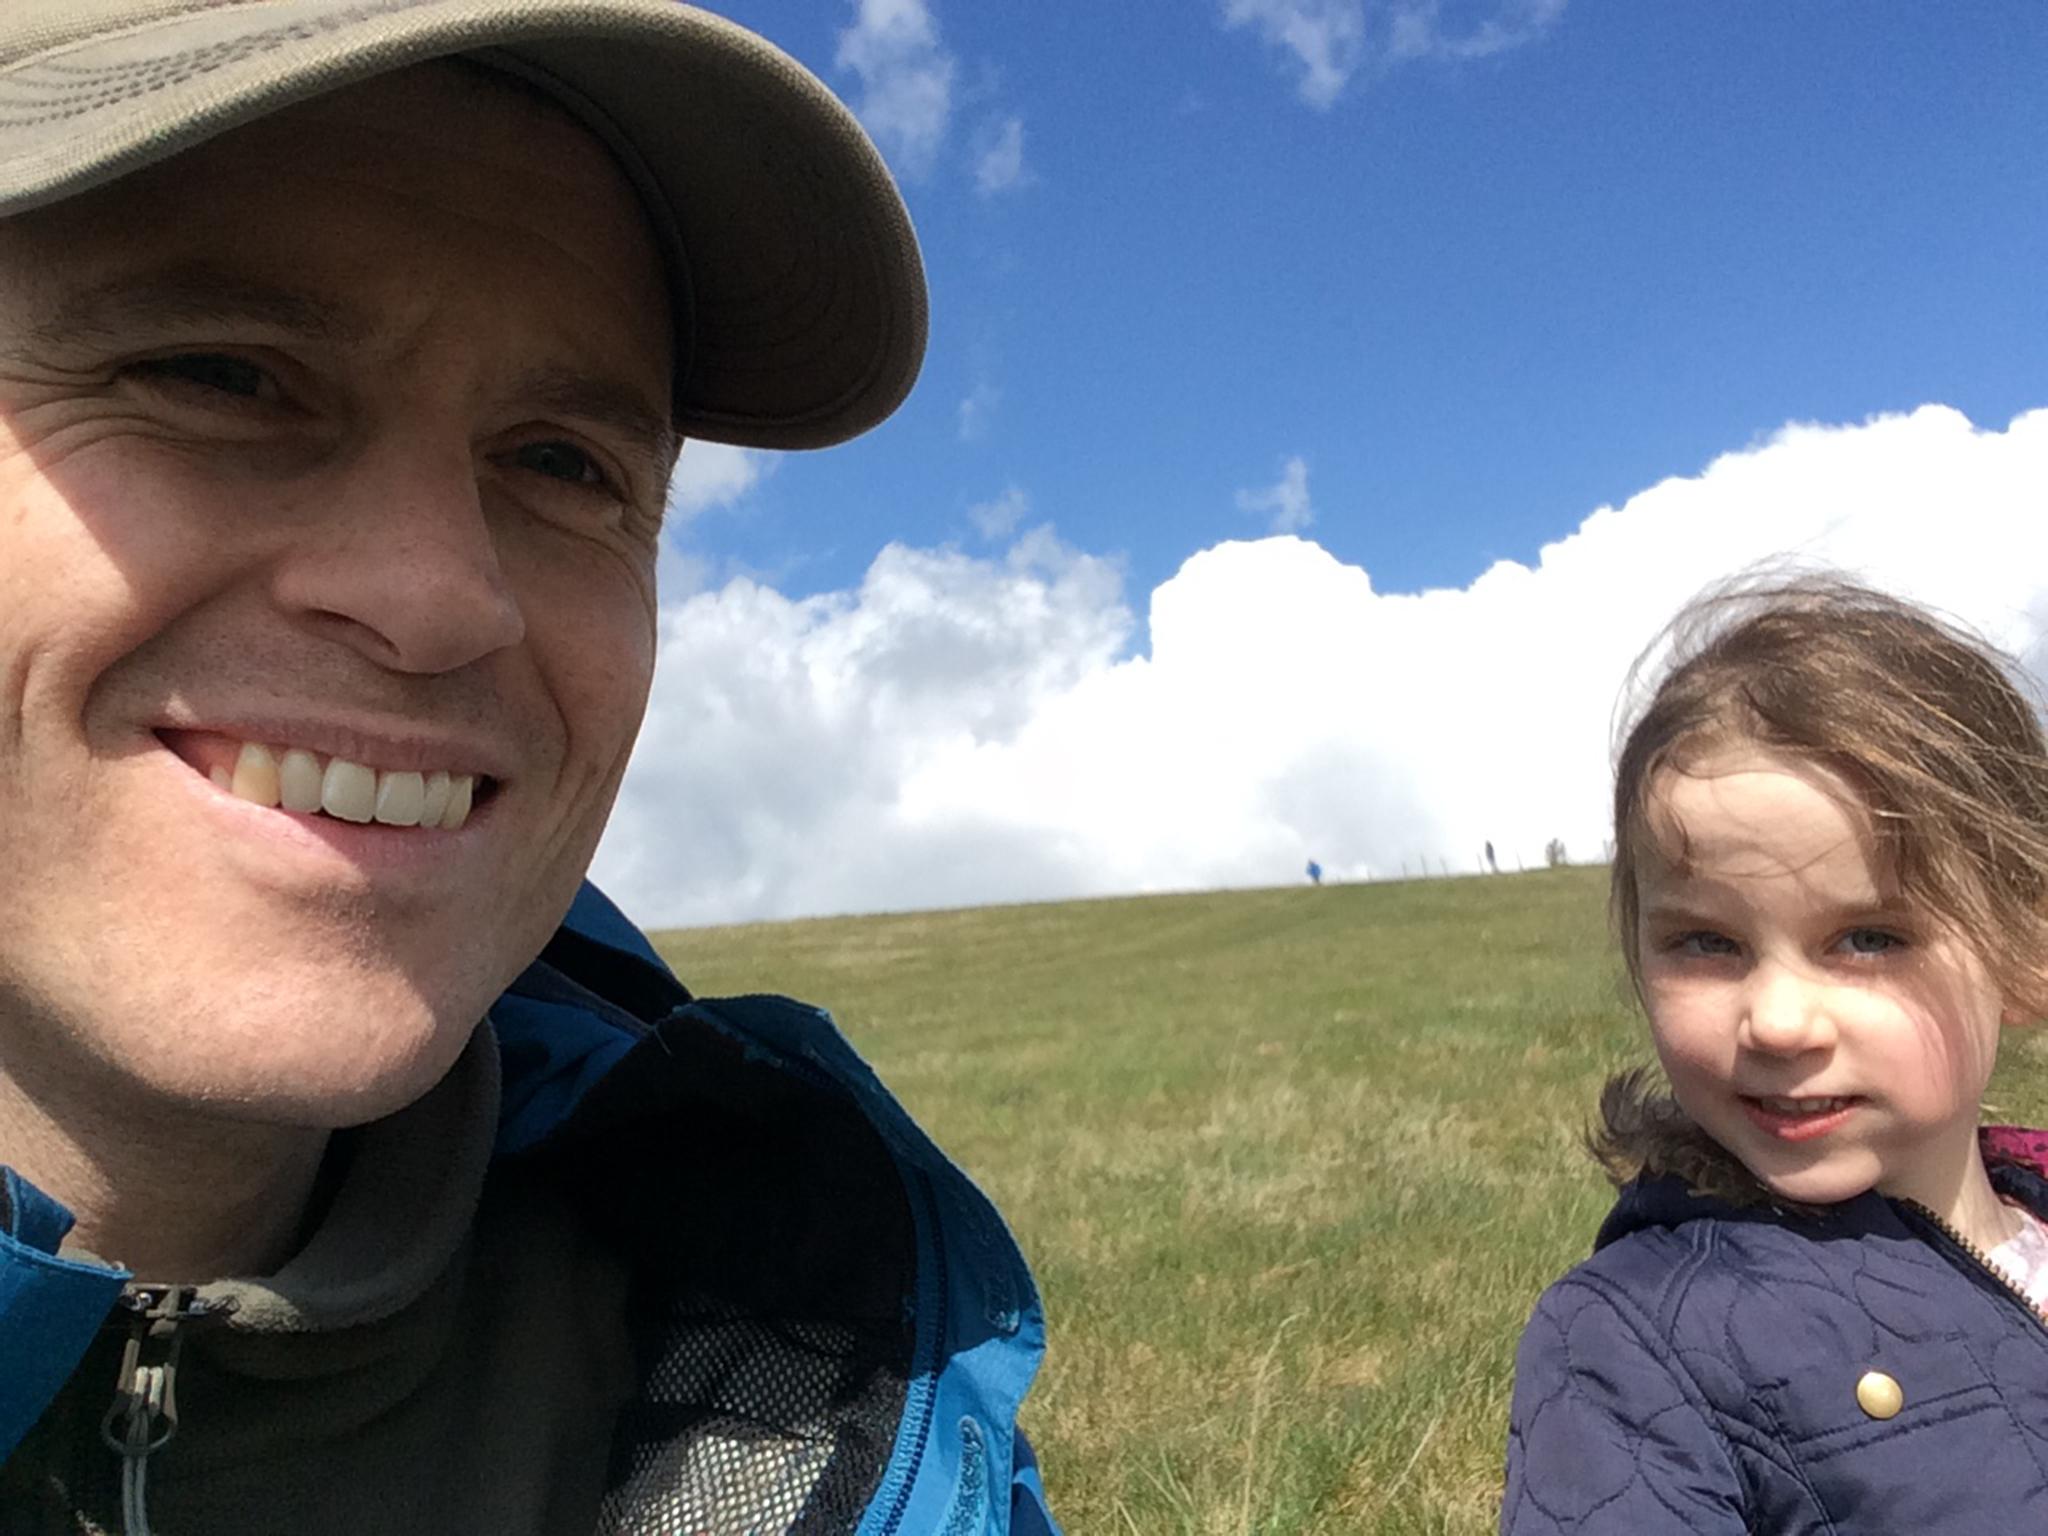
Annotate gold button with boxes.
[1856,1370,1904,1420]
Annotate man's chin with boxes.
[115,998,489,1131]
[245,1045,481,1130]
[312,1032,490,1129]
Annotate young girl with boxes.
[1502,577,2048,1533]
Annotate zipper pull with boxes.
[97,1285,234,1536]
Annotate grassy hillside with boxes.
[651,867,2048,1535]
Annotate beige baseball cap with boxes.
[0,1,927,449]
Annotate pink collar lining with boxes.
[1981,1125,2048,1181]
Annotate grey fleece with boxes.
[1,1025,639,1535]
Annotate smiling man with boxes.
[0,6,1055,1534]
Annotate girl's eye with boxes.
[1675,931,1740,958]
[514,439,609,490]
[1840,927,1905,956]
[129,352,277,400]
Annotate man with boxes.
[0,4,1056,1532]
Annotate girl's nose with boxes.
[1741,962,1836,1055]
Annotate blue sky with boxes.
[595,2,2048,926]
[680,1,2045,599]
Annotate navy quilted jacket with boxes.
[1502,1129,2048,1533]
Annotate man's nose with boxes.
[271,438,526,675]
[1740,961,1836,1056]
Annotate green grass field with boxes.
[651,866,2048,1535]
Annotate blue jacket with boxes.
[0,882,1058,1535]
[1501,1132,2048,1533]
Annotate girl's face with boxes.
[1634,746,2007,1214]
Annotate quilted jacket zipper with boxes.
[1897,1199,2048,1330]
[97,1285,233,1536]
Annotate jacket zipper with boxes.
[96,1285,233,1536]
[1897,1199,2048,1330]
[873,1166,948,1536]
[649,1004,954,1536]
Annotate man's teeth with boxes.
[374,767,424,827]
[280,748,322,813]
[322,758,377,823]
[421,770,454,826]
[210,741,478,829]
[234,741,280,806]
[1759,1096,1852,1114]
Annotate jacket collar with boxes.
[1598,1123,2048,1252]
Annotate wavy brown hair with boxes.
[1592,575,2048,1200]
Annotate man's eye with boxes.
[514,440,608,489]
[129,352,275,400]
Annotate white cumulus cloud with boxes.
[594,528,1129,924]
[836,0,956,180]
[969,484,1030,541]
[1223,0,1565,106]
[1222,0,1366,109]
[1238,455,1315,533]
[973,115,1029,196]
[593,405,2048,928]
[957,379,1000,441]
[1390,0,1567,61]
[656,443,770,600]
[666,442,766,519]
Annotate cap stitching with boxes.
[2,0,423,73]
[0,4,424,124]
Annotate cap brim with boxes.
[0,0,926,449]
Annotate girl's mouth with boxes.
[1740,1095,1861,1142]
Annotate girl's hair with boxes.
[1593,574,2048,1200]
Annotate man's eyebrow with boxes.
[23,265,368,352]
[511,364,680,474]
[16,270,679,470]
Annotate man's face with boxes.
[0,64,674,1125]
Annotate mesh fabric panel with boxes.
[597,1296,908,1536]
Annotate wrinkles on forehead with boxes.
[0,256,678,487]
[0,52,675,448]
[10,263,368,358]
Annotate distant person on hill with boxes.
[0,4,1055,1532]
[1502,578,2048,1531]
[1308,859,1325,885]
